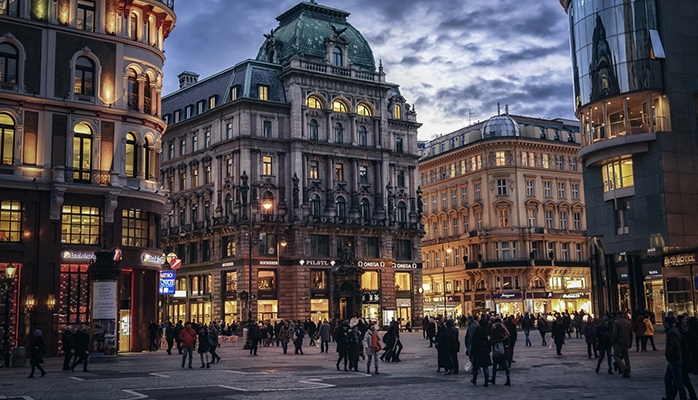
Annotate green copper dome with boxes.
[255,1,376,71]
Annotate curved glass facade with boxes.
[567,0,664,110]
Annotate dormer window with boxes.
[333,47,342,66]
[394,104,402,119]
[258,85,269,101]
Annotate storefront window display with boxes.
[397,298,412,326]
[190,302,211,323]
[257,300,278,321]
[224,300,238,324]
[258,270,276,291]
[395,272,411,291]
[496,301,521,317]
[665,276,693,315]
[645,280,664,320]
[311,299,329,323]
[361,271,379,290]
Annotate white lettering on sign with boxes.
[259,260,278,266]
[221,262,235,268]
[393,262,419,269]
[92,281,117,319]
[300,260,330,266]
[62,251,96,261]
[357,261,386,268]
[142,253,165,265]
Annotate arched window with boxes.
[476,280,486,290]
[127,68,138,110]
[358,125,368,146]
[73,122,93,182]
[74,56,94,96]
[144,16,151,44]
[532,277,545,289]
[397,201,407,223]
[261,191,274,214]
[332,47,342,66]
[0,43,18,84]
[334,122,343,144]
[310,194,321,217]
[0,113,15,165]
[332,100,347,113]
[142,137,151,179]
[225,193,233,216]
[393,104,402,119]
[356,103,372,116]
[179,205,185,225]
[306,96,322,109]
[360,198,370,221]
[125,132,138,177]
[130,12,138,40]
[335,196,346,219]
[191,201,198,223]
[143,74,152,114]
[309,119,319,141]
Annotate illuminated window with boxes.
[125,132,138,177]
[334,163,344,181]
[258,270,276,291]
[225,271,237,291]
[0,200,22,242]
[192,167,199,187]
[362,271,379,290]
[0,42,18,84]
[395,272,411,291]
[307,96,323,109]
[602,158,634,192]
[333,100,347,113]
[72,123,92,182]
[498,208,509,228]
[541,154,550,169]
[61,205,102,244]
[0,0,19,16]
[309,160,319,179]
[0,113,15,165]
[209,96,217,109]
[359,165,367,183]
[74,56,94,96]
[77,0,95,32]
[262,156,273,176]
[179,170,186,190]
[311,270,328,290]
[357,103,372,116]
[394,104,402,119]
[258,85,269,101]
[59,264,90,325]
[495,151,506,166]
[127,68,138,110]
[204,164,211,184]
[122,209,149,247]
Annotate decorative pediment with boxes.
[177,162,187,170]
[333,182,348,194]
[201,154,212,164]
[308,180,324,192]
[357,184,372,196]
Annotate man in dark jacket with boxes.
[382,320,403,362]
[505,316,518,363]
[174,320,184,354]
[70,326,90,372]
[612,311,633,377]
[427,319,437,348]
[165,322,175,355]
[447,319,460,374]
[148,320,160,351]
[664,316,687,400]
[248,322,260,356]
[520,313,533,346]
[61,325,74,370]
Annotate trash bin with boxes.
[12,346,26,367]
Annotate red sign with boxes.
[113,248,122,262]
[170,258,182,270]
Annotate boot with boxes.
[206,363,210,368]
[374,368,379,375]
[367,365,371,374]
[471,377,477,385]
[505,377,511,386]
[595,365,600,374]
[337,361,340,371]
[490,376,496,385]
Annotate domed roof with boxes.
[481,113,520,139]
[255,1,375,70]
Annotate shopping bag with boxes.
[464,360,473,372]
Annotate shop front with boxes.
[257,269,278,321]
[310,269,330,323]
[492,292,523,317]
[549,292,592,314]
[361,290,381,323]
[526,291,550,315]
[643,262,663,321]
[663,252,697,316]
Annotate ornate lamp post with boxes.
[2,263,17,367]
[442,246,451,318]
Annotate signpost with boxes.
[159,270,176,295]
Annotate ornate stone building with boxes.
[0,0,176,354]
[160,1,423,327]
[420,110,592,317]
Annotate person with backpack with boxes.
[489,318,511,386]
[595,317,614,374]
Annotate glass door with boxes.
[118,309,130,352]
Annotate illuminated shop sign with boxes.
[562,292,589,299]
[664,253,697,267]
[62,250,96,262]
[357,261,385,268]
[259,260,278,266]
[142,253,165,265]
[299,260,334,266]
[159,270,176,295]
[362,291,381,303]
[392,262,421,269]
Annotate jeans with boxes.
[281,342,288,354]
[321,341,329,353]
[540,331,547,345]
[524,329,531,346]
[63,350,72,370]
[467,344,473,362]
[492,357,510,379]
[665,360,687,400]
[473,365,489,383]
[181,346,193,367]
[29,363,46,377]
[367,353,379,370]
[597,348,612,371]
[587,342,598,358]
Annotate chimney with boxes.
[177,71,199,89]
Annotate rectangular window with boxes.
[168,141,174,159]
[311,270,328,290]
[185,106,192,119]
[475,211,482,230]
[173,110,180,123]
[192,168,199,187]
[394,239,412,260]
[258,85,269,101]
[521,151,528,166]
[462,215,469,233]
[497,179,507,195]
[230,86,238,101]
[548,242,555,260]
[560,211,568,230]
[395,272,411,291]
[498,208,509,228]
[121,209,149,247]
[263,121,272,138]
[474,183,481,200]
[202,240,211,262]
[61,205,101,245]
[310,161,319,180]
[573,212,581,230]
[258,270,276,291]
[204,131,211,148]
[189,242,198,263]
[451,190,457,206]
[443,221,448,237]
[526,179,534,196]
[226,158,233,177]
[569,157,577,171]
[59,264,90,325]
[196,101,204,115]
[431,196,436,211]
[542,154,550,169]
[602,158,634,192]
[310,235,330,256]
[77,0,95,32]
[225,271,237,292]
[204,165,211,184]
[495,151,506,166]
[209,96,217,109]
[572,183,579,199]
[167,174,174,192]
[361,271,379,291]
[544,181,552,197]
[222,236,236,258]
[0,200,23,242]
[262,156,273,176]
[226,122,233,140]
[363,236,380,258]
[556,155,564,170]
[461,186,467,203]
[452,217,458,235]
[576,243,583,261]
[460,160,466,174]
[179,138,186,156]
[334,163,344,181]
[558,182,566,198]
[441,193,447,208]
[397,170,405,187]
[395,137,404,153]
[450,163,456,178]
[545,210,554,229]
[179,171,186,190]
[561,243,569,261]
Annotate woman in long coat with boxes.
[278,322,290,354]
[197,326,211,368]
[435,322,452,374]
[28,330,47,378]
[335,323,349,371]
[470,325,492,386]
[347,326,361,372]
[552,317,566,356]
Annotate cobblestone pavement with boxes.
[0,328,670,400]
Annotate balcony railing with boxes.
[299,60,378,82]
[156,0,175,10]
[64,167,110,185]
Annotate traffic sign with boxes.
[170,258,182,270]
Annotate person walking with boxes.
[520,313,533,347]
[552,317,566,356]
[677,315,698,400]
[363,323,382,375]
[489,318,511,386]
[538,315,548,346]
[319,320,331,353]
[505,316,518,363]
[293,323,305,355]
[61,326,74,371]
[447,319,460,374]
[179,322,197,369]
[470,323,491,387]
[595,317,614,374]
[174,320,184,355]
[27,330,47,378]
[645,315,657,351]
[148,320,160,351]
[165,322,175,355]
[382,319,403,362]
[583,317,598,359]
[278,321,291,354]
[197,326,211,368]
[612,311,633,378]
[307,319,317,347]
[664,316,687,400]
[335,323,349,371]
[427,318,437,348]
[633,315,647,352]
[422,315,430,340]
[248,322,260,356]
[208,324,221,363]
[70,326,90,372]
[348,325,361,372]
[465,315,479,361]
[436,322,453,375]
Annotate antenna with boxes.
[468,109,476,125]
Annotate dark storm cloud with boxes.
[162,0,576,137]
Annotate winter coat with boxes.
[505,319,518,341]
[644,319,654,337]
[294,327,305,346]
[583,321,597,344]
[520,316,534,330]
[633,316,647,337]
[179,327,197,347]
[347,330,361,362]
[61,329,74,352]
[489,322,510,359]
[165,325,175,340]
[248,324,260,341]
[552,321,566,345]
[335,328,349,355]
[278,326,290,343]
[465,321,479,348]
[537,317,548,332]
[612,317,633,347]
[197,332,211,354]
[665,325,682,362]
[174,323,184,341]
[320,322,331,342]
[426,321,436,338]
[73,330,90,354]
[596,323,613,350]
[436,328,453,369]
[30,336,46,365]
[470,326,492,368]
[363,329,382,356]
[422,316,430,331]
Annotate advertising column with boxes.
[89,247,121,357]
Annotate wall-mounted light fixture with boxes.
[47,294,56,311]
[25,294,35,311]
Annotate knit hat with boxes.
[34,329,42,337]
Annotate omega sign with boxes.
[664,253,697,268]
[393,262,420,269]
[357,261,385,268]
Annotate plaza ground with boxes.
[0,328,671,399]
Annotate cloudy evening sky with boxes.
[162,0,575,140]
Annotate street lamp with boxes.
[2,263,17,368]
[441,244,451,318]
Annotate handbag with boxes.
[492,341,505,358]
[464,360,473,372]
